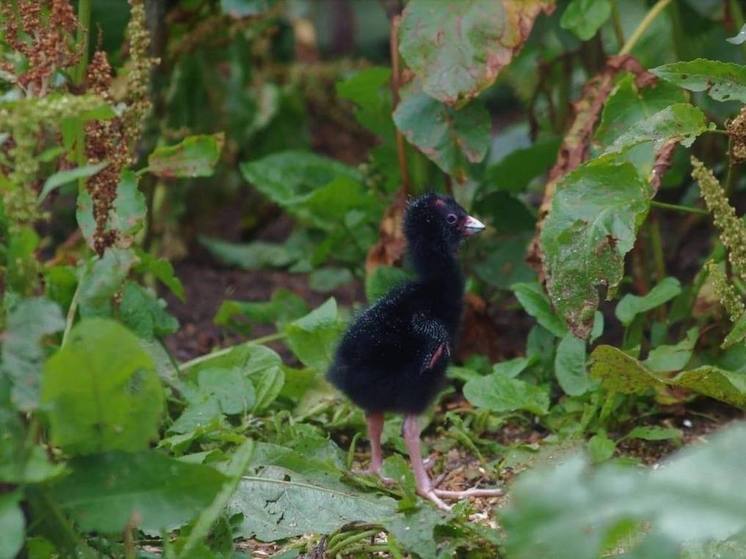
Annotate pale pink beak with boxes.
[463,215,486,236]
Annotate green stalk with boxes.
[611,1,625,51]
[619,0,673,55]
[61,283,81,347]
[327,529,379,556]
[74,0,92,192]
[650,200,708,216]
[649,217,666,282]
[180,332,286,371]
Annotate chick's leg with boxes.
[366,411,385,475]
[403,415,450,511]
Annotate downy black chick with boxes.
[328,193,501,510]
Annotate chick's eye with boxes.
[446,213,457,224]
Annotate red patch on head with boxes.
[432,198,446,208]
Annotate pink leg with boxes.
[366,412,385,474]
[403,415,450,510]
[403,415,503,510]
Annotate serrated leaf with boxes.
[42,319,164,454]
[560,0,611,41]
[464,372,549,415]
[77,248,137,318]
[615,277,682,326]
[541,158,651,339]
[393,80,490,181]
[652,59,746,103]
[48,451,227,533]
[119,282,179,340]
[135,251,185,301]
[399,0,553,105]
[148,134,223,178]
[1,298,64,411]
[602,103,709,155]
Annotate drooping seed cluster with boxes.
[727,106,746,163]
[706,260,745,323]
[692,156,746,283]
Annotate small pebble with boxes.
[683,419,693,428]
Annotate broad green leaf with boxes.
[248,441,344,486]
[591,345,746,409]
[484,137,560,194]
[250,365,285,411]
[44,265,77,311]
[77,248,137,318]
[504,424,746,559]
[336,67,394,138]
[284,298,343,372]
[555,333,591,396]
[38,161,108,204]
[399,0,553,105]
[644,327,698,372]
[511,282,567,338]
[393,81,489,181]
[42,319,164,454]
[119,282,179,340]
[135,251,185,301]
[215,289,308,331]
[464,372,549,415]
[48,451,227,533]
[541,158,651,339]
[0,409,64,483]
[586,432,615,464]
[475,233,536,289]
[476,191,535,234]
[602,103,709,155]
[383,505,443,559]
[615,277,682,326]
[309,267,353,293]
[627,426,682,442]
[1,298,64,411]
[493,357,533,378]
[147,134,224,178]
[560,0,611,41]
[365,265,412,303]
[0,491,24,559]
[175,440,255,559]
[197,368,255,414]
[652,59,746,103]
[6,227,39,294]
[199,237,293,270]
[229,469,397,541]
[182,343,282,379]
[108,170,146,240]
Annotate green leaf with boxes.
[382,506,443,559]
[336,67,394,138]
[197,368,255,414]
[108,170,146,240]
[229,470,397,541]
[475,233,536,289]
[393,81,490,181]
[38,161,108,204]
[365,265,412,303]
[560,0,611,41]
[147,134,224,178]
[493,357,533,378]
[464,372,549,415]
[504,423,746,559]
[602,103,709,155]
[627,426,682,442]
[511,282,567,338]
[77,248,137,318]
[42,319,164,454]
[0,409,64,483]
[135,251,185,301]
[724,314,746,349]
[119,282,179,340]
[308,267,354,293]
[399,0,552,105]
[541,157,651,339]
[284,298,343,372]
[652,59,746,103]
[175,440,255,559]
[555,333,591,396]
[484,137,561,194]
[586,432,615,464]
[48,451,228,533]
[215,289,308,332]
[199,237,293,270]
[0,491,24,559]
[644,327,698,372]
[590,345,746,409]
[615,277,682,326]
[1,298,64,411]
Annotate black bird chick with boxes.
[328,193,501,510]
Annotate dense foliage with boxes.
[2,0,746,557]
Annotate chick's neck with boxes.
[408,234,465,302]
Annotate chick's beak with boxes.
[463,215,486,236]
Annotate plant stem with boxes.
[611,1,625,50]
[74,0,92,85]
[61,283,81,347]
[619,0,672,55]
[390,14,410,195]
[327,529,379,556]
[180,332,286,371]
[650,200,708,216]
[649,217,666,282]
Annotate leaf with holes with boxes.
[147,134,224,178]
[652,59,746,104]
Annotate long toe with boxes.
[433,487,503,499]
[419,488,452,511]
